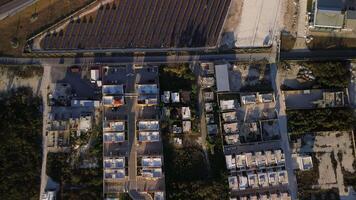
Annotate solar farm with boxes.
[36,0,231,51]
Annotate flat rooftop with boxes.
[37,0,231,50]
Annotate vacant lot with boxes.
[235,0,282,47]
[0,0,92,56]
[37,0,231,50]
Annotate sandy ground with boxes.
[299,131,356,196]
[220,0,243,48]
[283,0,299,34]
[235,0,283,47]
[317,153,337,185]
[0,67,43,95]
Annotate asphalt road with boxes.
[280,49,356,60]
[0,52,272,66]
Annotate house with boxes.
[236,154,247,169]
[142,156,162,167]
[138,95,158,105]
[138,131,160,142]
[161,91,170,103]
[104,169,125,180]
[247,173,258,188]
[138,120,159,131]
[223,122,238,134]
[182,121,191,133]
[225,134,239,145]
[222,111,237,122]
[42,191,56,200]
[201,62,215,75]
[205,102,214,113]
[71,100,101,108]
[203,91,215,101]
[278,170,288,184]
[238,175,248,190]
[103,120,125,132]
[295,155,313,171]
[90,69,100,82]
[102,85,124,96]
[137,84,159,95]
[255,151,267,167]
[104,132,125,143]
[220,100,237,111]
[313,0,345,29]
[241,94,257,105]
[346,10,356,29]
[205,114,215,124]
[215,64,230,92]
[181,107,191,120]
[104,157,125,168]
[142,168,162,178]
[228,176,239,190]
[171,92,180,103]
[201,77,215,88]
[102,96,125,107]
[258,172,268,187]
[268,171,278,185]
[172,124,182,134]
[225,155,236,170]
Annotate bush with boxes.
[0,88,42,200]
[287,108,355,134]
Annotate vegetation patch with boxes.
[287,108,355,134]
[46,125,103,200]
[159,63,196,91]
[302,61,351,88]
[1,66,43,78]
[163,137,228,200]
[0,87,42,200]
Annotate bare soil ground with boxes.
[0,66,43,95]
[220,0,243,47]
[0,0,92,56]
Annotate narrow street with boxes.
[39,65,51,199]
[270,63,298,200]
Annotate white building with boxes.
[181,107,191,120]
[220,100,237,111]
[139,131,160,142]
[104,132,125,143]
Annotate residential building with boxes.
[313,0,345,29]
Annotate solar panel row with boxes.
[40,0,231,50]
